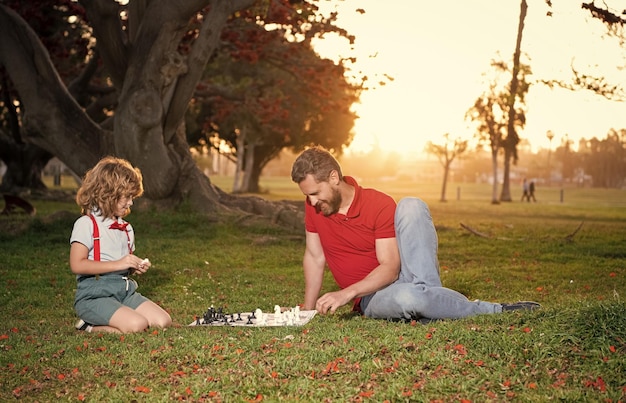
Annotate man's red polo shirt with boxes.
[304,176,397,289]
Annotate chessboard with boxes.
[189,305,317,327]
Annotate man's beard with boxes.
[315,187,342,216]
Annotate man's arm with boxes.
[302,231,326,310]
[316,237,400,314]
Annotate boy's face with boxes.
[115,196,134,218]
[298,173,341,216]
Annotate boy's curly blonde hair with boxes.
[76,156,144,218]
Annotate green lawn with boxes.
[1,178,624,402]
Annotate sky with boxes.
[312,0,626,156]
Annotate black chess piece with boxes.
[250,311,256,319]
[246,315,253,325]
[237,313,242,321]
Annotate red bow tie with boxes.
[109,222,129,231]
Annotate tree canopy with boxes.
[0,0,361,225]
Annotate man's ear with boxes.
[329,170,340,185]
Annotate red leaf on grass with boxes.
[584,376,606,391]
[12,387,22,398]
[0,334,8,340]
[134,385,151,393]
[359,390,374,397]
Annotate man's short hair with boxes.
[291,146,343,183]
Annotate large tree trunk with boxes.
[0,1,252,213]
[0,1,305,230]
[0,6,106,174]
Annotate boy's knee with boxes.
[119,316,149,333]
[153,313,172,329]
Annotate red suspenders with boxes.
[88,214,132,262]
[88,214,101,261]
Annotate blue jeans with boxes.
[361,197,503,320]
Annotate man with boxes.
[290,146,539,320]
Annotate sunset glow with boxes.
[313,0,626,156]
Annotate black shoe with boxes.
[501,301,541,312]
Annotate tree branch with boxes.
[0,5,104,175]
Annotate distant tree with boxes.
[466,58,529,204]
[553,135,580,183]
[500,0,529,202]
[425,133,468,202]
[581,129,626,188]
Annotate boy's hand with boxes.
[131,257,151,275]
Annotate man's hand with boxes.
[315,290,354,314]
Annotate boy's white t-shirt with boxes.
[70,211,136,279]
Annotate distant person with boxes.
[521,178,530,202]
[290,145,540,322]
[529,180,537,202]
[69,156,172,333]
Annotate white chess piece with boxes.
[274,305,283,324]
[255,308,264,325]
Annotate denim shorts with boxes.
[74,275,148,325]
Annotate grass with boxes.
[1,178,625,402]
